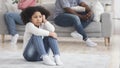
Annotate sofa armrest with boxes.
[0,12,8,34]
[101,12,112,37]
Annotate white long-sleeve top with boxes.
[23,21,55,49]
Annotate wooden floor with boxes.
[0,34,119,68]
[0,20,120,68]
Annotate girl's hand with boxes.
[42,15,47,23]
[49,32,57,39]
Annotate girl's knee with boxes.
[46,36,55,39]
[44,36,56,41]
[32,35,42,39]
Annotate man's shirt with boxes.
[54,0,84,18]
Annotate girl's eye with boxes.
[39,16,42,18]
[34,16,37,18]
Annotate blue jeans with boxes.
[54,13,93,40]
[4,12,24,36]
[23,35,60,61]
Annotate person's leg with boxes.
[4,12,24,45]
[43,36,63,65]
[23,36,42,61]
[54,13,97,46]
[54,13,87,40]
[43,36,60,55]
[80,12,94,28]
[79,13,97,46]
[43,37,50,54]
[80,21,97,46]
[23,35,56,65]
[4,12,24,36]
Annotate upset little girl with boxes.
[21,6,63,66]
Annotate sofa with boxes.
[0,2,112,46]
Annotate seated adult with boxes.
[4,0,36,45]
[54,0,97,47]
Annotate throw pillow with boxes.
[91,0,104,22]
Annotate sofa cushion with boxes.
[84,21,101,33]
[16,25,25,31]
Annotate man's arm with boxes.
[79,2,93,20]
[63,7,84,19]
[63,2,93,20]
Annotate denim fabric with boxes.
[23,35,60,61]
[43,36,60,55]
[54,13,93,40]
[4,12,24,36]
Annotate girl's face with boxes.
[31,11,43,27]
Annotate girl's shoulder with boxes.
[25,22,34,27]
[26,22,33,25]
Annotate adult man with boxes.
[54,0,97,46]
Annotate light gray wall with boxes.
[113,0,120,18]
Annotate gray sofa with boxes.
[0,2,112,46]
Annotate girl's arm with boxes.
[42,15,55,32]
[43,21,55,32]
[26,23,49,36]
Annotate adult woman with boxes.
[4,0,36,45]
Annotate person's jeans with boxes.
[23,35,60,61]
[4,12,24,36]
[54,13,93,40]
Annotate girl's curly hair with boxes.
[21,6,50,25]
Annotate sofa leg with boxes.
[104,37,110,46]
[1,34,5,43]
